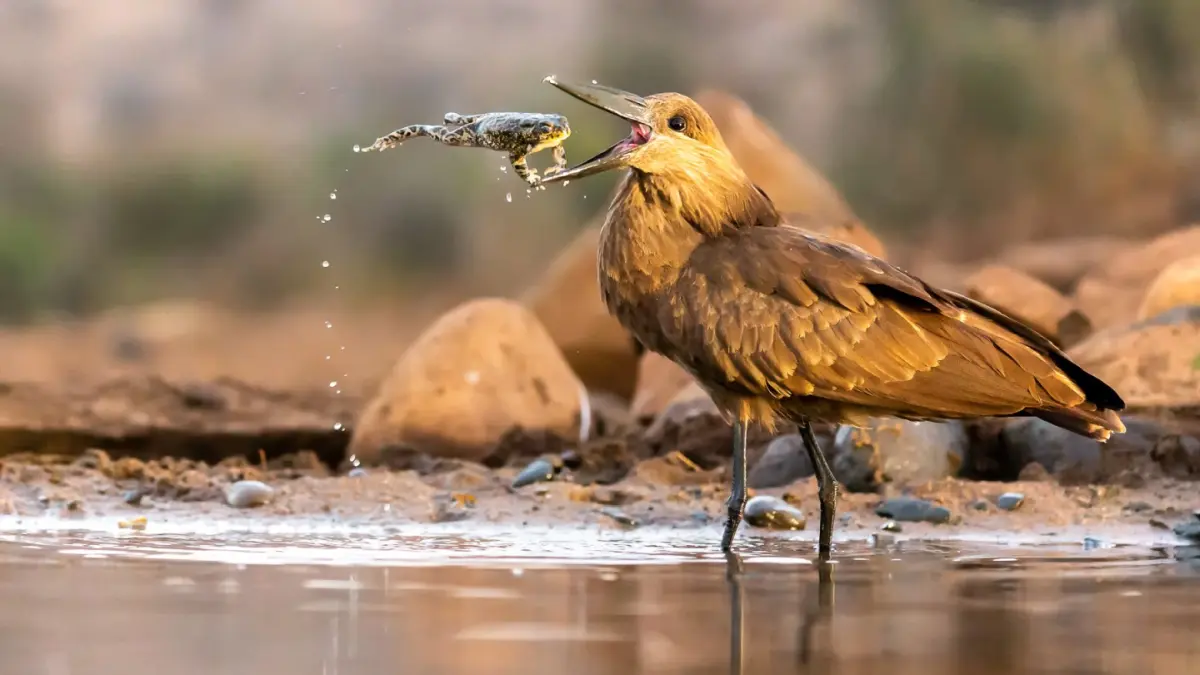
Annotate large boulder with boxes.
[1073,225,1200,329]
[347,298,584,464]
[964,264,1092,347]
[1138,255,1200,321]
[522,223,639,399]
[629,351,695,421]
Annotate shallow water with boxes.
[0,523,1197,674]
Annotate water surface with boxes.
[0,525,1196,674]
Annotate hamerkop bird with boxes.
[539,77,1126,558]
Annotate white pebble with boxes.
[225,481,274,508]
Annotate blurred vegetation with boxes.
[0,0,1197,322]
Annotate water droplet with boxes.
[329,380,338,388]
[563,180,570,186]
[325,355,331,361]
[329,192,337,200]
[325,321,333,329]
[591,79,598,84]
[505,192,512,202]
[500,165,507,173]
[334,423,345,431]
[321,260,330,268]
[322,214,332,222]
[352,144,361,152]
[339,346,346,351]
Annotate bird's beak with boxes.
[540,76,652,184]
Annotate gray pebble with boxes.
[996,492,1025,511]
[1174,520,1200,541]
[881,520,902,532]
[748,434,813,489]
[743,495,806,530]
[224,480,274,508]
[1176,545,1200,563]
[511,458,556,489]
[598,506,638,527]
[122,488,148,506]
[875,497,952,524]
[969,499,990,511]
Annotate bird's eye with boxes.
[668,115,687,132]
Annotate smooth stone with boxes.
[833,420,967,492]
[598,507,638,527]
[1174,520,1200,541]
[881,521,902,532]
[996,492,1025,511]
[743,495,807,530]
[511,458,556,489]
[748,434,814,489]
[225,480,274,508]
[875,497,952,524]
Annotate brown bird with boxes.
[538,77,1126,558]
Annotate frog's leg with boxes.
[364,124,445,152]
[509,151,539,185]
[543,144,567,176]
[443,113,484,126]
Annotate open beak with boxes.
[540,76,652,184]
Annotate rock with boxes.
[1138,255,1200,320]
[1000,418,1102,485]
[1174,520,1200,541]
[1067,306,1200,409]
[1073,225,1200,329]
[630,454,719,487]
[522,224,639,399]
[511,458,556,489]
[748,434,814,489]
[630,352,695,420]
[880,521,902,533]
[964,264,1091,347]
[1018,462,1053,482]
[348,298,584,464]
[696,90,887,258]
[225,480,273,508]
[590,486,641,506]
[996,236,1138,292]
[875,497,952,524]
[996,492,1025,511]
[598,506,638,528]
[571,439,639,485]
[832,420,967,491]
[1177,545,1200,564]
[743,495,806,530]
[585,390,636,439]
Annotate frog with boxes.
[357,112,571,186]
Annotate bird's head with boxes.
[539,76,733,183]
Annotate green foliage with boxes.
[0,209,55,322]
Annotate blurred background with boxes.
[0,0,1197,393]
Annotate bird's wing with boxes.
[665,226,1099,418]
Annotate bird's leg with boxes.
[509,151,540,186]
[720,418,750,552]
[799,420,839,559]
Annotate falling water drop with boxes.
[322,214,332,222]
[500,165,507,173]
[329,192,337,200]
[329,381,338,388]
[333,422,344,431]
[321,260,330,268]
[505,192,512,203]
[352,144,361,152]
[563,180,570,187]
[325,321,333,329]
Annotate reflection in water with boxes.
[0,531,1195,674]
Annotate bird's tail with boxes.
[1031,405,1126,442]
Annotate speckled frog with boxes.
[358,112,571,186]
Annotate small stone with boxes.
[224,480,274,508]
[73,448,112,473]
[511,458,556,489]
[598,506,638,528]
[748,434,813,489]
[969,500,990,512]
[1124,501,1153,513]
[880,520,902,532]
[743,495,806,530]
[1150,518,1170,530]
[875,497,952,524]
[1173,520,1200,541]
[1017,461,1053,482]
[996,492,1025,511]
[122,488,149,506]
[590,486,640,506]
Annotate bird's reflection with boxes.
[724,552,835,674]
